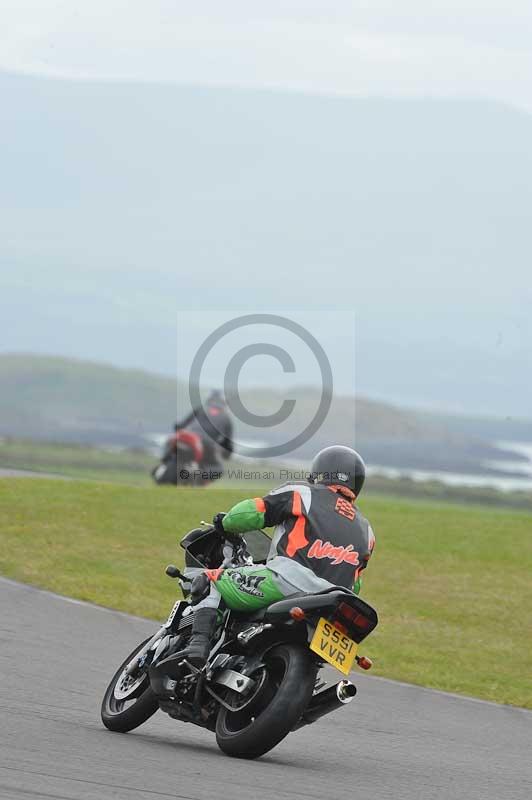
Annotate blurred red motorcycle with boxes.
[151,430,208,486]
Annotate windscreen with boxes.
[183,527,271,567]
[241,529,271,564]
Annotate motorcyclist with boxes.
[150,445,375,697]
[173,390,233,481]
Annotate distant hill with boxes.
[0,354,526,476]
[0,354,180,446]
[417,410,532,444]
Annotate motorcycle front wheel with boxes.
[152,458,178,485]
[215,643,316,759]
[101,638,159,733]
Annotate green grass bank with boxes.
[1,477,531,708]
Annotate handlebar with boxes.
[221,537,253,569]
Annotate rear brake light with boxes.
[338,602,371,630]
[333,620,348,634]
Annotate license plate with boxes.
[310,617,358,675]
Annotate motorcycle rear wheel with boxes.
[215,643,316,759]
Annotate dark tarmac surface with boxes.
[0,469,68,479]
[1,577,531,800]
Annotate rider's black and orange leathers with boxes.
[221,480,375,595]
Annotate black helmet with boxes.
[207,389,225,407]
[310,445,366,497]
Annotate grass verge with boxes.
[1,477,531,708]
[0,438,154,485]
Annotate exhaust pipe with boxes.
[293,680,357,731]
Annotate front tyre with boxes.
[215,644,316,759]
[101,638,159,733]
[152,458,178,485]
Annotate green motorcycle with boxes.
[101,524,378,759]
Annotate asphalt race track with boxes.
[0,470,68,479]
[1,577,531,800]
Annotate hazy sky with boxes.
[1,3,531,417]
[2,1,532,112]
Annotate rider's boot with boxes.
[182,607,218,667]
[149,607,218,698]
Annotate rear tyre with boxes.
[215,644,316,759]
[101,638,159,733]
